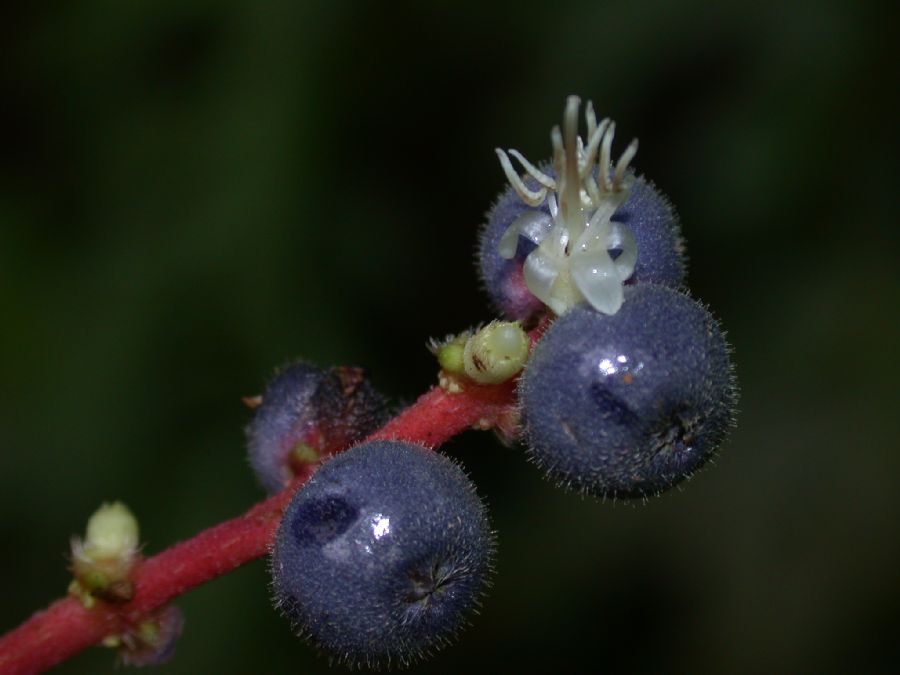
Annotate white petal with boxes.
[498,211,552,259]
[570,249,624,315]
[523,249,561,309]
[516,211,553,247]
[607,221,637,281]
[572,209,611,255]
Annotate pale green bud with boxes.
[70,501,140,605]
[83,502,139,560]
[463,321,529,384]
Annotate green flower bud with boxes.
[463,321,529,384]
[83,502,139,560]
[70,501,140,605]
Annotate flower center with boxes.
[496,95,639,315]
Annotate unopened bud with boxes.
[70,501,140,605]
[463,321,529,384]
[84,502,139,560]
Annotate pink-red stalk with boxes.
[0,381,517,675]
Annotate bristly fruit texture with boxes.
[479,96,685,321]
[270,441,494,669]
[246,362,390,493]
[520,284,738,499]
[0,93,740,675]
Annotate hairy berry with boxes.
[270,440,494,668]
[246,362,389,493]
[479,97,685,320]
[520,284,736,498]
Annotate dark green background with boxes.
[2,1,897,673]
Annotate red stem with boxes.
[0,381,517,675]
[367,381,517,447]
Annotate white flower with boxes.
[496,96,638,315]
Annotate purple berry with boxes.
[519,284,737,499]
[610,176,686,286]
[270,440,494,668]
[246,362,389,493]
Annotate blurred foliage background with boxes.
[1,1,897,673]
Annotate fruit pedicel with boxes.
[0,96,737,673]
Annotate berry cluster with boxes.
[0,94,737,674]
[250,95,736,665]
[479,96,737,499]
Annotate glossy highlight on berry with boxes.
[270,440,494,668]
[0,91,740,675]
[520,284,737,499]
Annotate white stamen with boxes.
[613,138,639,192]
[580,118,608,179]
[584,168,602,205]
[508,150,556,189]
[496,148,547,206]
[585,100,597,139]
[547,193,558,218]
[494,97,641,316]
[550,126,564,180]
[561,96,583,241]
[599,121,615,192]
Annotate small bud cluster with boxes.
[69,502,140,607]
[430,320,529,392]
[68,502,185,667]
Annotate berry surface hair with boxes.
[270,440,494,668]
[0,93,737,675]
[246,361,389,493]
[0,383,517,675]
[520,284,737,499]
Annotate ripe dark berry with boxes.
[479,96,686,320]
[270,440,494,668]
[608,176,686,286]
[519,284,737,499]
[246,362,389,493]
